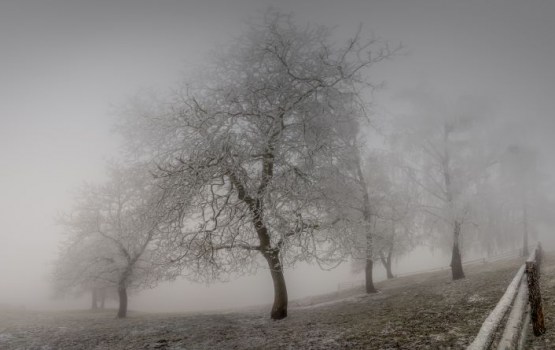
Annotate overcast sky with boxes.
[1,0,554,311]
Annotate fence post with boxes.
[526,246,545,336]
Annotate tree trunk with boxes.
[364,228,377,292]
[263,249,288,320]
[386,221,395,279]
[385,261,394,279]
[364,221,378,292]
[365,258,378,293]
[450,220,465,280]
[117,284,128,318]
[354,147,377,293]
[380,250,394,279]
[99,288,106,309]
[91,288,98,310]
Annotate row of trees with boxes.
[52,10,551,320]
[393,92,552,277]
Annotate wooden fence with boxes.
[467,243,545,350]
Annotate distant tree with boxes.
[330,131,388,293]
[342,148,419,283]
[470,179,519,256]
[118,10,394,319]
[52,228,116,309]
[320,117,370,292]
[502,144,538,256]
[394,92,491,280]
[375,155,420,279]
[53,164,168,318]
[493,143,555,256]
[91,286,108,310]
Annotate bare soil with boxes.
[0,256,537,350]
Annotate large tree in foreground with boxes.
[120,11,393,319]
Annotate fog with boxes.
[1,0,555,316]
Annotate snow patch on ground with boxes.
[468,294,486,303]
[0,333,13,341]
[291,293,367,310]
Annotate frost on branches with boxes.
[53,165,170,318]
[119,11,394,319]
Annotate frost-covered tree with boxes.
[487,143,555,256]
[469,178,519,256]
[501,144,539,256]
[52,229,116,309]
[329,129,388,293]
[118,11,393,319]
[347,145,384,292]
[457,110,555,257]
[374,155,420,279]
[54,164,169,318]
[341,147,419,284]
[394,92,491,280]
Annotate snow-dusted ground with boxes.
[0,256,531,350]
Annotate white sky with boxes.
[1,0,554,311]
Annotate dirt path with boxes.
[0,256,534,349]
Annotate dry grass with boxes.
[0,256,533,349]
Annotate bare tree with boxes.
[490,143,555,256]
[340,146,419,286]
[375,155,420,279]
[330,132,386,293]
[52,229,117,309]
[394,92,491,280]
[54,164,168,318]
[119,11,393,319]
[502,144,539,256]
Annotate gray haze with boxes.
[1,0,554,311]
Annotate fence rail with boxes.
[467,243,544,350]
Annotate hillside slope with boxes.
[0,256,537,349]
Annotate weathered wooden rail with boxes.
[467,243,545,350]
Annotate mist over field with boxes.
[1,1,555,349]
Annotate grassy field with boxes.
[0,256,536,349]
